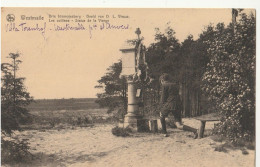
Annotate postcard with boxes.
[1,8,256,167]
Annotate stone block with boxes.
[149,120,158,132]
[157,119,162,131]
[137,119,149,132]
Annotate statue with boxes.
[119,28,148,131]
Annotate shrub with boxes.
[202,13,255,143]
[1,137,32,163]
[111,126,132,137]
[214,144,228,153]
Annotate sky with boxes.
[1,8,254,99]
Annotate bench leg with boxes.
[198,121,206,139]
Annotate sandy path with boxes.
[15,118,254,167]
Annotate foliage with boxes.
[1,53,34,163]
[179,33,210,116]
[180,33,211,89]
[95,60,127,118]
[202,13,255,142]
[1,137,32,163]
[1,53,34,134]
[146,26,181,85]
[142,26,182,116]
[145,26,211,117]
[111,126,132,137]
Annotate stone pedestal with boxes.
[123,80,144,132]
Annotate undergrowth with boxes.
[111,126,132,137]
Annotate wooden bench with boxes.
[194,113,220,139]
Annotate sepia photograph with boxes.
[1,7,256,167]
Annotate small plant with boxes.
[111,126,132,137]
[210,135,226,143]
[241,148,249,155]
[214,144,228,153]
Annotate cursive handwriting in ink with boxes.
[100,22,129,30]
[6,23,20,32]
[5,22,130,39]
[54,23,86,31]
[6,22,46,38]
[88,24,98,39]
[19,22,46,36]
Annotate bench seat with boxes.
[194,113,221,138]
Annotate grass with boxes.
[20,98,118,131]
[27,98,100,111]
[21,109,118,131]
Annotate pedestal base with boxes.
[123,115,149,132]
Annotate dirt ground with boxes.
[10,118,255,167]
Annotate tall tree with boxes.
[145,27,181,106]
[1,53,34,162]
[1,53,33,135]
[95,60,127,118]
[146,27,181,81]
[179,27,214,117]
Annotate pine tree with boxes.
[1,53,34,162]
[95,60,127,118]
